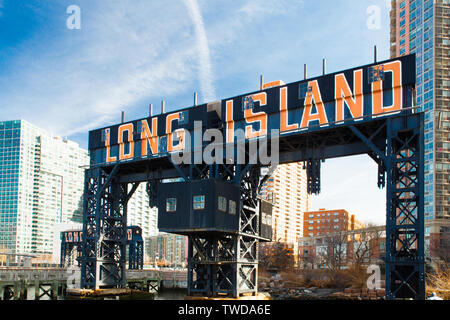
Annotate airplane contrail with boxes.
[182,0,216,103]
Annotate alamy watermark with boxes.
[169,121,280,168]
[66,265,81,289]
[66,5,81,30]
[366,0,391,30]
[366,264,383,290]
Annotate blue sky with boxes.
[0,0,393,225]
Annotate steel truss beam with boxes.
[80,167,139,289]
[185,164,261,298]
[384,116,425,300]
[62,228,143,270]
[349,115,425,299]
[60,241,82,268]
[128,238,144,270]
[305,159,321,195]
[187,234,259,297]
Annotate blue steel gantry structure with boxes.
[60,226,143,270]
[80,54,425,299]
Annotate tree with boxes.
[259,242,295,271]
[316,232,347,279]
[351,225,385,270]
[349,225,385,288]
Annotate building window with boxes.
[218,196,227,212]
[193,195,205,210]
[229,200,236,215]
[261,212,270,225]
[166,198,177,212]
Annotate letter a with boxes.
[66,5,81,30]
[301,80,328,128]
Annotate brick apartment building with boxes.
[303,208,365,238]
[147,233,188,267]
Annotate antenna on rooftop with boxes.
[374,45,378,63]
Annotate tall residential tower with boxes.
[259,162,310,251]
[0,120,89,254]
[390,0,449,260]
[0,120,159,259]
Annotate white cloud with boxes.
[238,0,305,17]
[0,0,305,138]
[182,0,216,103]
[0,0,312,137]
[0,0,389,148]
[0,1,199,136]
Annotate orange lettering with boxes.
[372,60,402,115]
[262,80,285,90]
[105,128,117,163]
[166,113,185,152]
[335,69,363,122]
[245,92,267,139]
[301,80,328,128]
[141,118,159,157]
[280,86,298,132]
[118,123,134,160]
[226,100,234,143]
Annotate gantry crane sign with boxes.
[80,54,425,299]
[61,226,143,270]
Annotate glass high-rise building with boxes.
[390,0,449,260]
[1,119,159,259]
[0,120,89,254]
